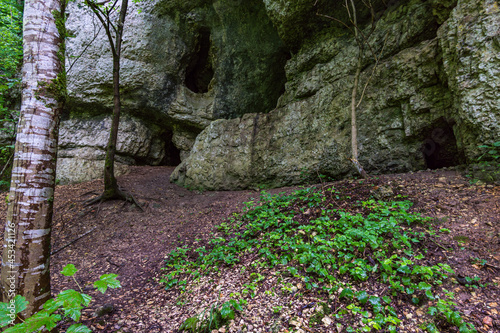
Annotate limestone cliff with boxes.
[61,0,499,188]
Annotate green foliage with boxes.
[424,291,476,333]
[467,141,500,183]
[477,141,500,162]
[0,0,22,78]
[163,186,476,332]
[0,264,120,332]
[0,0,22,191]
[179,298,246,333]
[466,141,500,183]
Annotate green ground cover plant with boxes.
[0,264,121,333]
[162,186,476,332]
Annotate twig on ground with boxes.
[51,226,98,256]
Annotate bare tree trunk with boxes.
[103,0,127,198]
[1,0,63,318]
[84,0,143,208]
[103,54,122,198]
[348,0,368,179]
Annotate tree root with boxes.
[84,187,144,211]
[350,158,368,179]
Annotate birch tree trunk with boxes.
[1,0,63,318]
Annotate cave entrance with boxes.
[421,119,463,169]
[185,28,214,93]
[161,129,181,166]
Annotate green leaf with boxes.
[425,289,435,300]
[355,291,369,305]
[64,307,83,321]
[0,303,15,328]
[0,295,28,328]
[339,288,354,299]
[56,290,91,308]
[418,281,432,291]
[24,311,61,332]
[94,274,121,294]
[382,296,392,304]
[67,323,92,333]
[3,322,27,333]
[43,299,60,314]
[368,296,381,307]
[220,304,235,320]
[61,264,78,277]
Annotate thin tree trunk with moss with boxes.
[0,0,64,318]
[84,0,142,208]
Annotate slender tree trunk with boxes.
[348,0,368,179]
[85,0,141,208]
[104,0,127,196]
[1,0,63,318]
[351,53,361,162]
[103,54,121,197]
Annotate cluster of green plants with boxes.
[179,298,246,333]
[162,187,476,332]
[0,0,23,191]
[466,141,500,184]
[0,264,121,332]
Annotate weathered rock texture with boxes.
[60,0,288,182]
[62,0,499,189]
[57,116,167,184]
[172,0,500,190]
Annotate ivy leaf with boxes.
[368,296,381,307]
[355,291,369,305]
[61,264,78,277]
[425,289,435,300]
[67,323,92,333]
[220,304,235,320]
[94,274,121,294]
[339,288,354,299]
[418,282,432,291]
[428,306,438,316]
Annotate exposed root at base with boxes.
[84,187,144,211]
[350,158,368,179]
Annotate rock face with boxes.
[61,0,499,189]
[59,0,288,183]
[57,116,167,184]
[172,0,500,190]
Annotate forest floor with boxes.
[0,166,499,333]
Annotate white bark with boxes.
[1,0,63,319]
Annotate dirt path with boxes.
[1,166,499,332]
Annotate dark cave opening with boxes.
[161,129,181,166]
[185,28,214,93]
[421,119,463,169]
